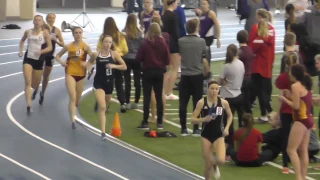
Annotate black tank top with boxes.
[201,97,225,133]
[42,26,56,56]
[94,52,115,83]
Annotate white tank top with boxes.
[26,30,45,60]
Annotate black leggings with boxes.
[224,94,244,146]
[123,58,141,104]
[241,78,252,113]
[227,147,274,167]
[114,70,125,106]
[141,69,164,125]
[178,74,203,130]
[279,113,293,168]
[250,73,272,116]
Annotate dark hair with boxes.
[290,64,313,90]
[102,17,120,44]
[237,113,254,144]
[237,30,248,44]
[72,27,82,35]
[225,44,238,63]
[186,18,199,34]
[285,4,295,31]
[207,80,219,87]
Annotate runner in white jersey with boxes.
[19,15,52,115]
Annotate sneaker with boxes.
[282,167,289,174]
[26,106,32,115]
[72,122,76,130]
[157,123,163,130]
[192,129,201,137]
[125,103,131,109]
[32,89,38,100]
[165,94,179,100]
[101,133,107,141]
[131,103,138,109]
[258,116,268,122]
[120,105,127,113]
[137,123,149,130]
[39,91,44,105]
[181,129,189,136]
[212,165,221,179]
[225,156,231,162]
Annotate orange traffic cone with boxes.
[111,113,121,137]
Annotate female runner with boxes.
[32,13,65,104]
[87,35,127,140]
[19,15,52,114]
[278,64,314,180]
[191,80,233,180]
[140,0,160,34]
[55,27,93,129]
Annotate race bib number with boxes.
[216,107,223,116]
[106,69,112,76]
[76,49,82,56]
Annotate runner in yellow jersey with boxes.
[55,27,93,129]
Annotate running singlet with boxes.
[199,11,214,39]
[292,91,314,129]
[200,97,225,143]
[65,42,87,77]
[26,30,45,60]
[42,26,57,56]
[142,10,154,34]
[93,52,116,84]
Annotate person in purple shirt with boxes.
[139,0,160,34]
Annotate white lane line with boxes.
[0,38,99,48]
[0,60,22,65]
[75,87,205,180]
[0,152,51,179]
[0,64,60,79]
[6,77,129,180]
[0,44,98,56]
[79,89,317,180]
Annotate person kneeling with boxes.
[226,113,274,167]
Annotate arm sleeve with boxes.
[258,132,263,143]
[220,64,228,79]
[119,35,128,56]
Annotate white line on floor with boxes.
[0,152,51,179]
[6,77,129,180]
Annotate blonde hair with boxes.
[150,16,163,27]
[257,19,268,38]
[146,23,162,41]
[284,52,299,82]
[256,8,273,24]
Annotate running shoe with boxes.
[72,122,76,129]
[32,89,38,100]
[101,133,107,141]
[212,165,221,179]
[39,91,44,105]
[26,106,32,115]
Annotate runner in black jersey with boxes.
[191,80,233,180]
[32,13,65,104]
[87,35,127,140]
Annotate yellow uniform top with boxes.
[97,32,128,57]
[66,41,87,77]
